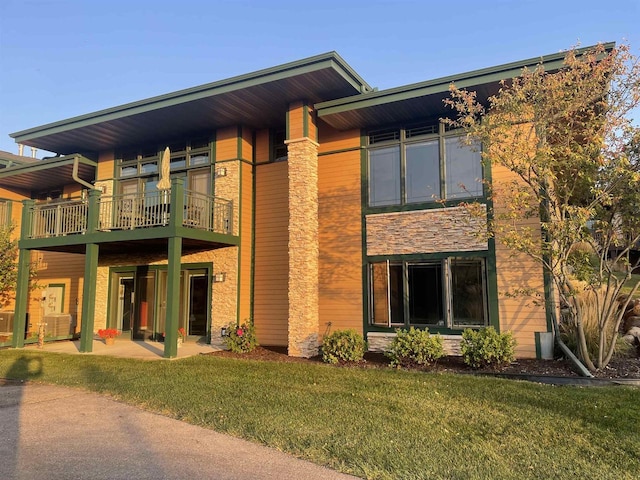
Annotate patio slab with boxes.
[20,338,221,360]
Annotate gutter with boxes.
[72,156,98,191]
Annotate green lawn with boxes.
[1,350,639,480]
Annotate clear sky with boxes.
[0,0,638,156]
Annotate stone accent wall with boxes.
[366,206,488,256]
[367,332,462,356]
[286,137,320,357]
[214,160,240,236]
[93,247,238,339]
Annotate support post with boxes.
[12,248,31,348]
[86,189,100,234]
[79,243,99,352]
[164,236,182,358]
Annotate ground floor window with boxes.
[109,266,210,341]
[369,257,488,329]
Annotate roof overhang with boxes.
[0,154,96,192]
[11,52,371,155]
[316,43,615,130]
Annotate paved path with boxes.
[0,383,359,480]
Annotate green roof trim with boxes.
[0,154,96,179]
[10,52,371,144]
[316,43,615,118]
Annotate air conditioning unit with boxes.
[43,313,75,337]
[0,311,14,333]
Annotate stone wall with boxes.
[367,332,462,356]
[286,137,319,357]
[366,206,487,256]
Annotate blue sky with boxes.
[0,0,638,156]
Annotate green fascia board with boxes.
[11,52,371,144]
[316,43,615,117]
[0,154,96,179]
[19,227,239,250]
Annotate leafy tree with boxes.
[445,43,640,371]
[0,226,19,307]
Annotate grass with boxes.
[614,272,640,298]
[1,350,639,480]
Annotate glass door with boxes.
[187,272,208,337]
[110,272,135,335]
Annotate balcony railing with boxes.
[26,187,232,240]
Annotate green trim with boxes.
[12,52,371,144]
[535,332,542,359]
[360,130,369,340]
[0,154,96,180]
[317,146,362,157]
[250,131,257,322]
[285,109,290,141]
[79,243,99,352]
[237,126,243,159]
[303,102,309,138]
[482,158,500,332]
[316,43,615,117]
[236,155,243,325]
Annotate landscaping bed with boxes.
[208,345,640,379]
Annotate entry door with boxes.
[117,275,135,333]
[134,271,155,340]
[187,273,208,336]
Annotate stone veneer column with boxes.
[286,137,320,357]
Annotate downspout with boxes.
[539,182,593,377]
[72,156,98,191]
[545,274,594,378]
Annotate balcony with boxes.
[20,180,237,253]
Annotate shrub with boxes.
[460,327,516,369]
[321,329,367,364]
[224,319,258,353]
[384,327,444,368]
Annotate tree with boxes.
[445,43,640,371]
[0,226,19,307]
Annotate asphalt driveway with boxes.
[0,382,359,480]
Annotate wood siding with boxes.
[238,160,253,323]
[26,251,86,333]
[492,163,547,358]
[318,123,363,337]
[253,161,288,346]
[216,126,238,161]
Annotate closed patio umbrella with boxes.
[157,147,171,190]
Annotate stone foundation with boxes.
[367,332,462,356]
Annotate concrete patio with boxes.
[19,338,222,360]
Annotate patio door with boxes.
[113,272,135,334]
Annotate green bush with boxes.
[461,326,516,369]
[224,319,258,353]
[384,327,444,368]
[321,329,367,364]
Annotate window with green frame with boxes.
[116,136,211,180]
[367,122,483,207]
[369,257,488,329]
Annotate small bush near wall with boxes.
[384,327,444,368]
[460,327,516,369]
[224,319,258,353]
[321,330,367,364]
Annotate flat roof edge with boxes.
[11,52,370,142]
[316,42,615,116]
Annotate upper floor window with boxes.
[0,200,10,227]
[117,137,211,179]
[367,122,483,207]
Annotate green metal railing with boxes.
[26,187,232,238]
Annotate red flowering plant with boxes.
[223,318,258,353]
[178,327,186,340]
[97,329,121,340]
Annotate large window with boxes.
[367,123,483,207]
[369,257,488,329]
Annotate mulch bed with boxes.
[207,346,640,380]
